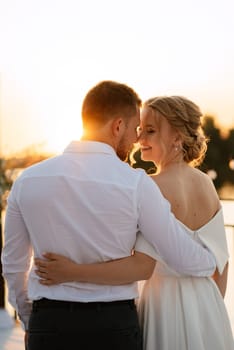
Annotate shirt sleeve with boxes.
[134,232,163,261]
[136,174,216,276]
[3,273,32,330]
[1,183,33,330]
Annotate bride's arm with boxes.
[35,251,156,286]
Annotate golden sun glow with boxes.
[45,119,84,154]
[1,63,85,155]
[1,0,234,156]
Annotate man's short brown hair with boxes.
[82,80,141,127]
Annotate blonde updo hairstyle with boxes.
[144,96,208,167]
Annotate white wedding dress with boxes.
[135,209,234,350]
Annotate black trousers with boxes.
[28,298,142,350]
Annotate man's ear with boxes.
[111,117,125,137]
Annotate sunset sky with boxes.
[1,0,234,156]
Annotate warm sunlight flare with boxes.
[45,118,83,154]
[1,0,234,155]
[1,68,85,155]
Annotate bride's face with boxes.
[137,107,179,166]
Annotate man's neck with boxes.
[81,134,116,150]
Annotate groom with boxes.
[2,80,216,350]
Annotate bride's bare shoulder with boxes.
[149,173,176,201]
[192,167,217,189]
[150,173,169,188]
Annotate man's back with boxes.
[6,141,145,302]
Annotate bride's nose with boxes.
[137,128,146,142]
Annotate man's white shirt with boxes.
[2,141,216,329]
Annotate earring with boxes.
[174,146,178,152]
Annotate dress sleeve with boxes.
[196,209,229,274]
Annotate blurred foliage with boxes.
[0,147,53,211]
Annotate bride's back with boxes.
[152,165,220,230]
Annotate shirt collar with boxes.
[63,140,117,156]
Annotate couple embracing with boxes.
[2,80,234,350]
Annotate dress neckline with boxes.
[175,208,222,233]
